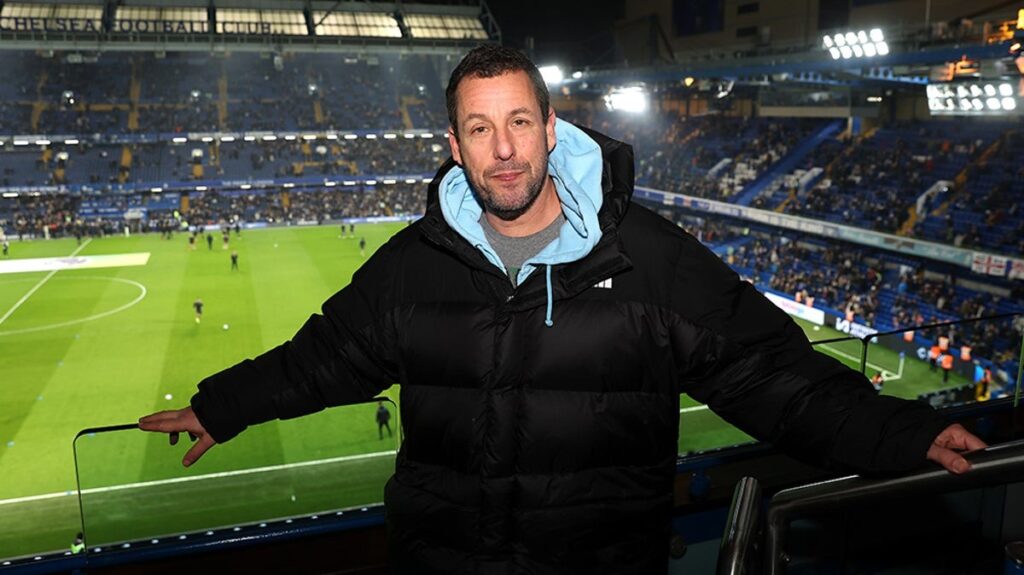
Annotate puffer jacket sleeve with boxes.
[671,234,948,475]
[190,238,402,444]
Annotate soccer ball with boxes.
[222,324,229,330]
[164,393,173,400]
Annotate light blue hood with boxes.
[438,118,604,288]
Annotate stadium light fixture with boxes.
[244,135,256,142]
[572,71,583,79]
[405,178,418,184]
[927,81,1021,115]
[240,184,252,190]
[383,179,397,184]
[195,185,208,191]
[220,136,235,142]
[343,180,357,186]
[302,134,317,140]
[383,133,398,139]
[403,133,416,139]
[365,134,378,139]
[365,179,377,185]
[201,136,213,143]
[326,134,338,140]
[263,135,278,141]
[172,137,187,143]
[420,133,434,138]
[604,86,649,113]
[538,65,564,85]
[64,138,79,145]
[282,182,295,188]
[823,28,886,59]
[343,134,358,140]
[284,135,296,141]
[35,139,51,146]
[13,140,28,146]
[325,180,337,187]
[150,187,162,192]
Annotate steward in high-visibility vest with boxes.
[940,353,954,383]
[929,345,941,372]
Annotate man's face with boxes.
[448,71,556,221]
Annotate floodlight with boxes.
[840,46,852,59]
[1003,97,1017,110]
[986,97,1001,110]
[1000,83,1014,96]
[863,43,877,57]
[876,42,889,56]
[829,48,841,59]
[869,28,884,42]
[604,86,649,113]
[538,65,564,85]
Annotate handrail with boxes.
[764,438,1024,575]
[717,476,762,575]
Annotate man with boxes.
[230,250,239,271]
[192,298,203,324]
[376,401,392,439]
[358,236,366,257]
[140,46,984,574]
[206,233,213,250]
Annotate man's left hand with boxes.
[926,423,987,474]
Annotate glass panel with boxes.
[868,315,1022,408]
[73,397,399,552]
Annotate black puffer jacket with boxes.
[191,126,948,574]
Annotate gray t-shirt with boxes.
[480,213,564,287]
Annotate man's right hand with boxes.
[138,407,217,467]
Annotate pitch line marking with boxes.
[0,239,91,327]
[0,449,397,507]
[816,342,901,381]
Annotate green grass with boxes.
[0,225,967,559]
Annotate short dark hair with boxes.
[445,44,550,136]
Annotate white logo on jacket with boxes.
[593,278,613,289]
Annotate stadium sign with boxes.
[833,318,878,339]
[764,291,825,326]
[0,17,212,34]
[0,16,101,33]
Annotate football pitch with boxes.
[0,223,967,559]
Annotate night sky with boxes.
[483,0,625,68]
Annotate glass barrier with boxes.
[868,315,1022,409]
[72,397,398,554]
[678,314,1022,457]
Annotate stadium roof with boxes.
[0,0,500,54]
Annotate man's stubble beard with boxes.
[467,158,550,222]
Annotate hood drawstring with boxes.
[544,265,554,327]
